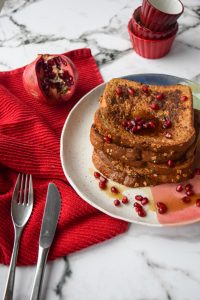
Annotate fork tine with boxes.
[12,173,21,203]
[18,173,24,204]
[27,175,33,206]
[23,174,28,204]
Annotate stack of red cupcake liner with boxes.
[128,0,184,59]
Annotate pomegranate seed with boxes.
[196,199,200,207]
[122,120,128,127]
[141,197,149,205]
[156,93,164,101]
[186,190,194,196]
[167,159,174,167]
[143,123,148,129]
[116,87,122,96]
[128,87,135,95]
[104,136,111,144]
[137,125,142,131]
[135,117,142,122]
[176,184,183,192]
[137,119,145,126]
[149,121,156,128]
[100,176,107,183]
[111,186,118,194]
[99,181,106,190]
[94,171,100,179]
[165,132,172,139]
[131,126,138,133]
[131,120,136,126]
[122,196,129,204]
[185,183,193,191]
[182,196,191,203]
[163,119,172,129]
[180,95,188,101]
[150,102,159,110]
[142,85,149,93]
[135,195,143,201]
[114,199,120,206]
[138,209,146,217]
[157,202,167,214]
[134,202,142,209]
[195,168,200,175]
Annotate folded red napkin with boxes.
[0,48,128,265]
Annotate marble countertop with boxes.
[1,0,200,299]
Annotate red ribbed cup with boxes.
[140,0,183,32]
[128,20,177,59]
[132,7,178,40]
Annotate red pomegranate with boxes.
[23,54,78,105]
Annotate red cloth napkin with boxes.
[0,48,128,265]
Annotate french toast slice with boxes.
[95,78,195,152]
[90,125,194,163]
[91,109,200,164]
[92,150,194,187]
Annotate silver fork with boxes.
[3,173,34,300]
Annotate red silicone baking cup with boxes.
[128,20,177,59]
[132,6,178,40]
[140,0,183,32]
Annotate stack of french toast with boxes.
[90,78,199,187]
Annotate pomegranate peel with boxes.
[23,54,78,105]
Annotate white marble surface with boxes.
[0,0,200,299]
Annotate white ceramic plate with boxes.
[60,74,200,227]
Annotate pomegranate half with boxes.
[23,54,78,105]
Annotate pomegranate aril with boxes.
[131,126,138,133]
[94,171,100,179]
[163,119,172,129]
[116,87,122,96]
[122,196,129,204]
[156,93,164,101]
[141,197,149,205]
[149,121,156,128]
[186,190,194,196]
[156,202,167,214]
[196,199,200,207]
[135,195,143,201]
[176,184,183,192]
[122,120,128,127]
[134,202,142,209]
[99,181,106,190]
[128,87,135,95]
[195,168,200,175]
[138,209,146,217]
[135,117,142,122]
[150,102,159,110]
[142,85,149,93]
[104,136,111,144]
[137,125,142,131]
[143,123,148,129]
[182,196,191,203]
[180,95,188,101]
[185,183,193,191]
[111,186,118,194]
[114,199,120,206]
[100,176,107,183]
[165,132,172,139]
[167,160,174,167]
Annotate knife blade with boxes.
[30,183,61,300]
[39,182,61,248]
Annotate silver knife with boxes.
[30,183,61,300]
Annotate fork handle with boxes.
[3,227,23,300]
[30,246,49,300]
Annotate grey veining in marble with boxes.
[0,0,200,299]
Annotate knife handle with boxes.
[30,246,49,300]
